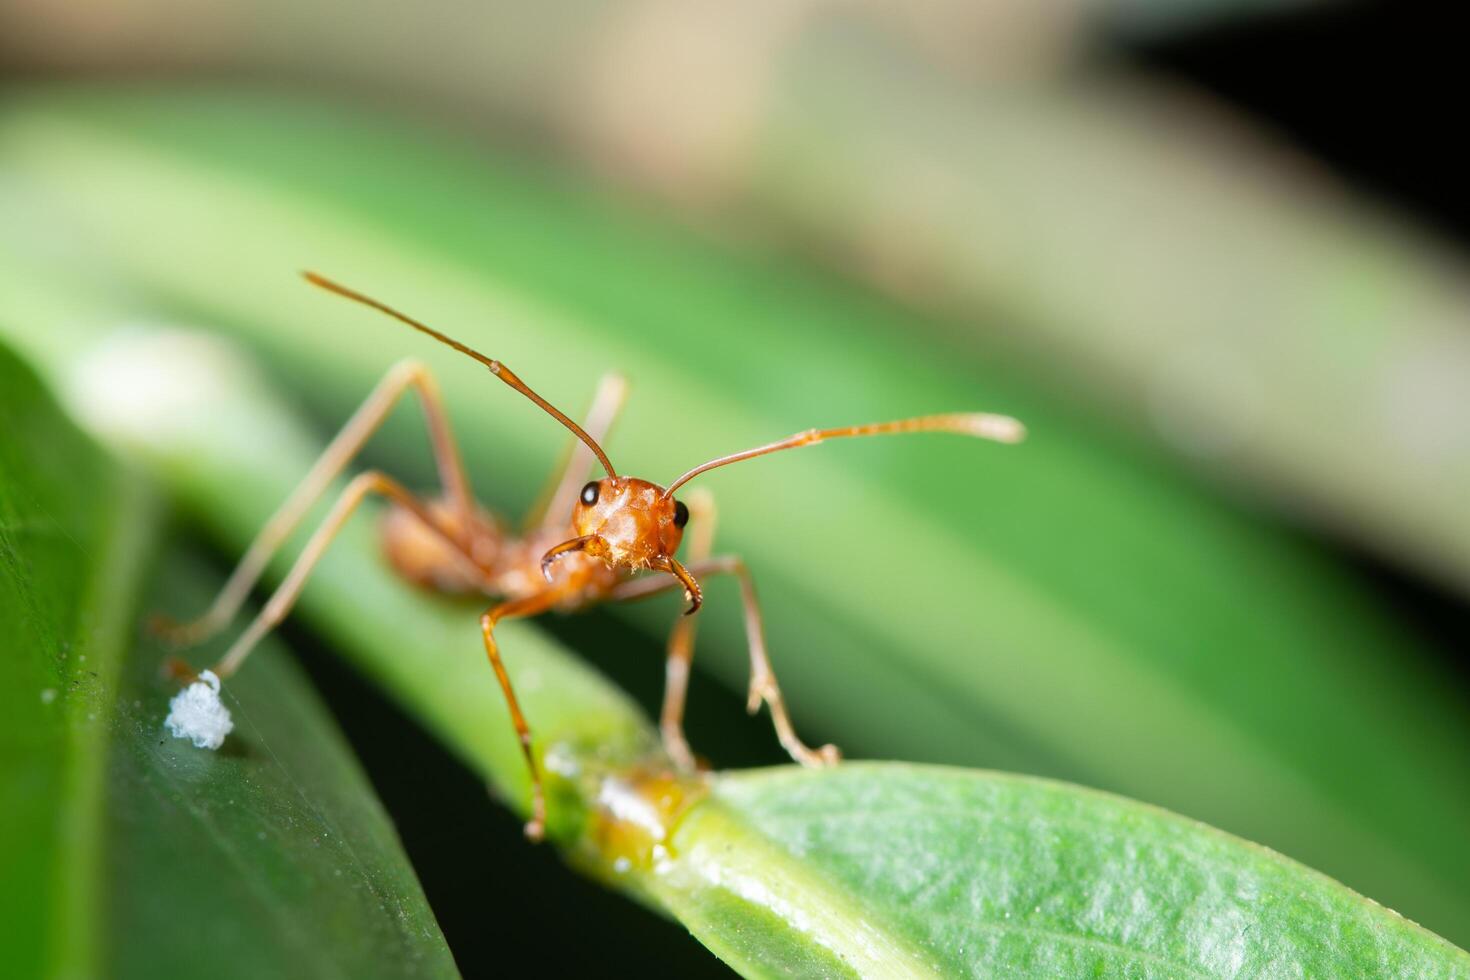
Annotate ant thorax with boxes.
[573,477,685,569]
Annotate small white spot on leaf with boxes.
[164,670,234,750]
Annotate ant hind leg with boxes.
[209,471,476,680]
[154,359,475,647]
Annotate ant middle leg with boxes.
[156,359,476,646]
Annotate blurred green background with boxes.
[2,0,1466,975]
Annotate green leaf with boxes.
[0,87,1467,945]
[0,308,151,980]
[105,554,460,979]
[0,343,457,977]
[688,764,1470,978]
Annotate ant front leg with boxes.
[155,359,476,646]
[651,489,716,769]
[478,588,572,842]
[663,490,723,767]
[609,490,839,770]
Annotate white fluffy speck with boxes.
[165,670,234,750]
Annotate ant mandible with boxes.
[158,272,1026,840]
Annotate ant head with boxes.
[571,477,688,569]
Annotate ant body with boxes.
[159,272,1025,839]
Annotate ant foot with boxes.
[746,674,777,715]
[158,656,199,685]
[661,724,698,772]
[791,742,842,768]
[782,736,842,768]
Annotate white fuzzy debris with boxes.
[165,670,234,750]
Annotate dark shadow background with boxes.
[1132,2,1468,250]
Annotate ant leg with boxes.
[209,471,474,680]
[479,588,571,842]
[608,496,839,769]
[604,571,702,769]
[660,490,717,768]
[523,372,628,530]
[156,360,475,646]
[658,622,698,772]
[686,554,839,767]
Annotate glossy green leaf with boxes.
[0,343,457,978]
[0,318,152,980]
[1,88,1468,947]
[691,764,1470,978]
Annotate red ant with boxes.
[158,272,1026,840]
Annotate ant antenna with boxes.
[663,412,1024,497]
[304,272,617,477]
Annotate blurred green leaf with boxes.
[0,343,457,978]
[1,88,1468,947]
[752,24,1470,590]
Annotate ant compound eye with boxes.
[580,481,600,506]
[673,500,690,528]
